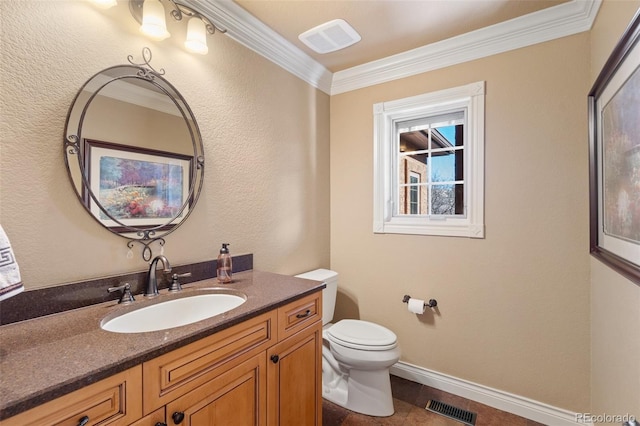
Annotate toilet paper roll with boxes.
[407,298,426,314]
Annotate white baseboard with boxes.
[390,361,592,426]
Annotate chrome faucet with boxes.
[145,255,172,297]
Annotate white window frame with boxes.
[373,81,485,238]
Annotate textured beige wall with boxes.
[330,35,591,411]
[0,0,330,288]
[589,1,640,422]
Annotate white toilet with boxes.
[295,269,400,417]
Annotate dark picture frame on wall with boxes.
[588,9,640,285]
[83,139,193,233]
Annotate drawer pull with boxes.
[172,411,185,424]
[77,416,89,426]
[270,354,279,364]
[296,309,311,318]
[155,423,168,426]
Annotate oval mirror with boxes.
[64,49,204,260]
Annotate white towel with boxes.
[0,224,24,301]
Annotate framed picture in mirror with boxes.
[589,10,640,285]
[83,139,193,233]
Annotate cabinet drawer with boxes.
[143,310,276,414]
[1,366,142,426]
[277,292,322,341]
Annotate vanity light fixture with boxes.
[140,0,171,41]
[184,17,208,54]
[129,0,226,54]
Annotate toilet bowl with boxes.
[295,269,400,417]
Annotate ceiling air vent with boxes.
[298,19,361,54]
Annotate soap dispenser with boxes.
[217,243,233,283]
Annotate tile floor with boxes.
[322,375,547,425]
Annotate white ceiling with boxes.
[187,0,601,94]
[233,0,570,72]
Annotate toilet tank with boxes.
[295,269,338,325]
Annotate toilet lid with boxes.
[326,319,397,351]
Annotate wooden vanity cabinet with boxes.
[152,291,322,426]
[267,292,323,426]
[1,291,322,426]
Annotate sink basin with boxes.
[101,290,247,333]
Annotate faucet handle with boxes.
[108,283,135,304]
[168,272,192,292]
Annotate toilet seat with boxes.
[326,319,397,351]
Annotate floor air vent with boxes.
[426,400,477,425]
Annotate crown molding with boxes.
[331,0,601,95]
[188,0,600,96]
[186,0,333,94]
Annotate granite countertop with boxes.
[0,270,324,420]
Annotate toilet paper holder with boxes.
[402,294,437,308]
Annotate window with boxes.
[373,81,485,238]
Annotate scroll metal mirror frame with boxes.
[64,48,205,261]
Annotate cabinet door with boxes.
[165,354,266,426]
[267,321,322,426]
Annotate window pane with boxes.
[431,149,464,182]
[398,157,428,215]
[399,154,427,184]
[431,184,464,215]
[399,130,428,153]
[431,124,464,148]
[399,183,428,215]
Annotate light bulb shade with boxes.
[184,18,208,54]
[92,0,117,9]
[140,0,170,41]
